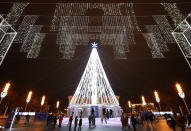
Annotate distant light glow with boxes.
[41,95,45,106]
[17,112,35,116]
[26,91,32,103]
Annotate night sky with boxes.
[0,0,191,111]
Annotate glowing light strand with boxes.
[146,25,169,52]
[6,2,29,25]
[14,15,39,43]
[21,25,43,53]
[27,33,46,58]
[172,13,191,69]
[0,15,17,66]
[153,15,176,43]
[143,33,165,58]
[161,3,185,26]
[56,25,129,59]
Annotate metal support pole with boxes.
[24,103,28,112]
[158,102,162,115]
[0,98,3,105]
[182,98,190,114]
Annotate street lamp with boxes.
[0,82,11,104]
[128,100,132,114]
[142,96,147,112]
[176,83,190,114]
[142,96,146,106]
[25,91,32,112]
[128,100,131,108]
[40,95,45,112]
[154,90,161,114]
[56,101,60,113]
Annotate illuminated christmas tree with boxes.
[70,42,119,107]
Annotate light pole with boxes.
[25,91,32,112]
[154,90,161,114]
[176,83,190,114]
[0,82,11,105]
[56,101,60,113]
[40,95,45,112]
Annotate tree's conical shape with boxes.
[70,43,119,107]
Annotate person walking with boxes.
[188,114,191,127]
[169,115,176,131]
[131,115,137,131]
[47,114,51,127]
[69,115,73,131]
[121,113,125,129]
[91,108,95,115]
[58,115,63,128]
[25,114,30,126]
[179,115,186,131]
[92,114,96,128]
[53,115,57,128]
[74,116,78,131]
[88,115,92,128]
[78,116,82,131]
[110,109,113,118]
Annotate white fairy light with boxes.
[0,15,17,66]
[172,13,191,69]
[143,33,165,58]
[27,33,46,59]
[21,25,43,53]
[146,25,169,52]
[161,3,185,26]
[6,2,29,25]
[125,3,141,31]
[70,42,119,107]
[153,15,176,43]
[52,2,141,59]
[14,15,39,43]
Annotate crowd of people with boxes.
[13,109,191,131]
[165,113,191,131]
[120,112,191,131]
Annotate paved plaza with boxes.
[8,118,191,131]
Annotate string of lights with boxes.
[0,15,17,66]
[153,15,176,43]
[21,25,43,53]
[14,15,39,43]
[146,25,169,52]
[143,33,165,58]
[27,33,46,59]
[5,2,29,25]
[161,3,185,26]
